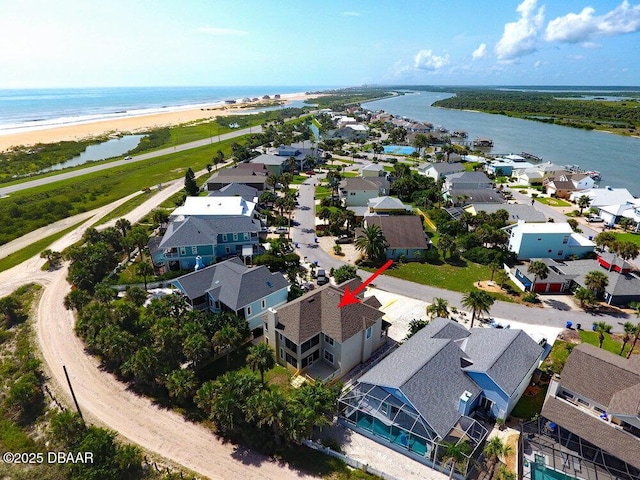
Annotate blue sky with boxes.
[1,0,639,88]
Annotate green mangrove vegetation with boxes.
[432,89,640,135]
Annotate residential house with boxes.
[338,318,544,477]
[331,124,370,141]
[206,169,268,191]
[511,253,640,304]
[443,171,494,192]
[545,173,595,199]
[569,187,635,209]
[154,196,263,270]
[263,280,389,382]
[418,162,465,181]
[248,154,288,175]
[207,182,259,203]
[364,215,430,261]
[446,188,505,207]
[340,177,390,207]
[366,196,413,215]
[360,163,386,178]
[536,343,640,479]
[506,220,595,260]
[171,257,289,333]
[597,199,640,229]
[464,203,547,224]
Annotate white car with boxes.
[124,155,132,160]
[274,227,289,234]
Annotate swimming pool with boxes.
[530,461,578,480]
[383,145,416,155]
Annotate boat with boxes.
[473,137,494,148]
[586,171,601,181]
[452,130,468,138]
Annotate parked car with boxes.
[305,170,315,175]
[586,215,604,223]
[316,268,329,285]
[124,156,132,160]
[274,227,289,234]
[335,235,354,244]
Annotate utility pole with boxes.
[63,365,85,425]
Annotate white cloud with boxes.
[581,41,601,48]
[341,11,360,16]
[545,1,640,43]
[472,43,488,60]
[534,60,542,68]
[495,0,545,60]
[198,27,249,36]
[414,49,450,70]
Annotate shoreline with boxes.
[0,92,315,152]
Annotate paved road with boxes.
[0,125,262,197]
[292,171,634,333]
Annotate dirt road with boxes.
[0,168,314,480]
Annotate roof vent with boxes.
[308,298,315,303]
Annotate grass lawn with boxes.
[0,221,85,273]
[535,197,572,207]
[93,190,161,227]
[613,231,640,246]
[511,381,549,420]
[579,330,631,356]
[290,174,307,185]
[341,171,358,178]
[464,162,483,172]
[542,340,574,374]
[315,185,332,200]
[368,260,509,299]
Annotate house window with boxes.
[284,336,298,353]
[324,349,334,365]
[261,299,266,309]
[264,322,268,332]
[285,352,297,367]
[563,236,569,244]
[366,326,372,339]
[233,233,238,241]
[221,234,227,242]
[594,406,606,414]
[179,247,186,255]
[302,350,319,368]
[557,250,563,256]
[225,246,231,254]
[279,347,284,360]
[244,232,249,240]
[191,246,198,254]
[246,306,252,316]
[350,192,355,196]
[214,300,220,309]
[301,334,320,353]
[324,334,334,346]
[577,398,590,407]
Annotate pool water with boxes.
[531,461,578,480]
[383,145,416,155]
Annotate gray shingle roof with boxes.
[208,183,258,202]
[462,328,543,396]
[275,283,382,344]
[469,203,547,223]
[359,327,481,438]
[542,396,640,469]
[159,216,260,249]
[430,163,466,174]
[446,171,492,184]
[365,215,429,249]
[448,188,505,204]
[173,257,289,311]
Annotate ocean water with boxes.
[0,86,330,136]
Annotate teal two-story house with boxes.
[154,196,263,271]
[171,257,289,334]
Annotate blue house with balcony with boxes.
[171,257,289,333]
[338,318,545,478]
[153,196,264,271]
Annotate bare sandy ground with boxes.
[0,165,314,480]
[0,92,315,152]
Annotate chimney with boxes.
[458,391,473,416]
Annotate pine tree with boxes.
[184,168,199,196]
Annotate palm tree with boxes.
[584,270,609,299]
[426,298,450,319]
[0,296,21,327]
[461,289,495,328]
[246,343,275,384]
[437,234,456,259]
[594,321,612,348]
[577,195,591,215]
[213,324,244,370]
[627,320,640,359]
[354,224,387,261]
[441,440,472,480]
[115,218,132,237]
[527,260,549,292]
[136,262,154,291]
[483,437,510,480]
[574,287,597,309]
[165,368,198,405]
[620,321,637,356]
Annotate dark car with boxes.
[335,235,354,244]
[305,170,315,175]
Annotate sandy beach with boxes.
[0,92,316,152]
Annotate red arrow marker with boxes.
[338,260,393,308]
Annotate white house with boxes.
[569,187,635,208]
[506,221,595,260]
[419,162,465,181]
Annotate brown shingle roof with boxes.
[542,396,640,469]
[275,284,382,344]
[365,215,428,249]
[559,343,640,407]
